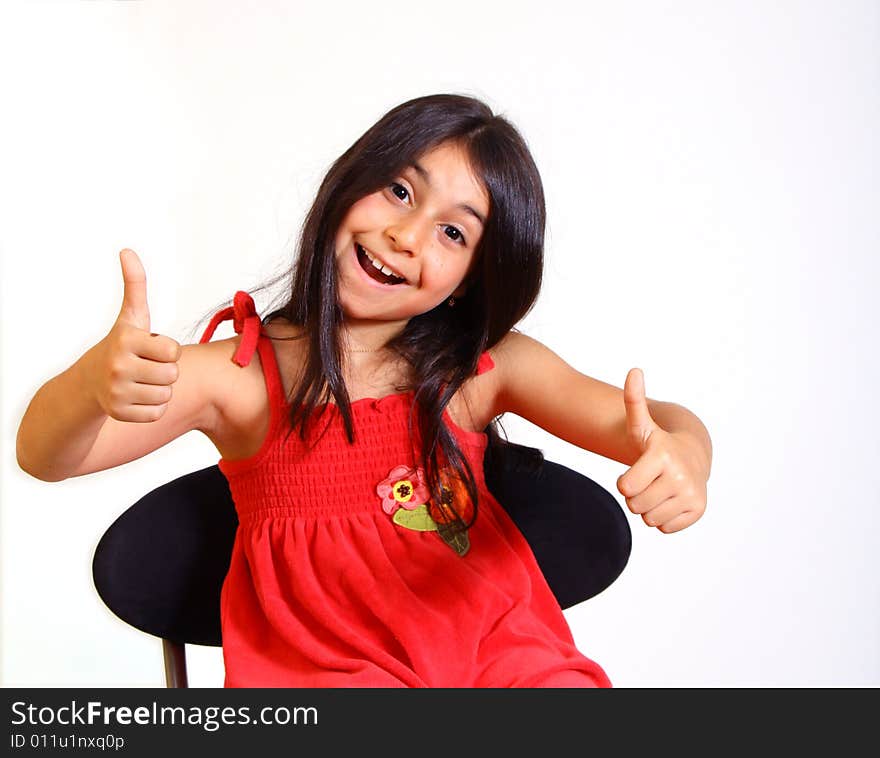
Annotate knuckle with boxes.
[156,337,179,362]
[108,360,125,380]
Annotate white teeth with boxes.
[358,243,405,281]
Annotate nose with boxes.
[385,215,429,257]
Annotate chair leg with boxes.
[162,639,189,688]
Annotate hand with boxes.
[86,249,181,422]
[616,368,708,533]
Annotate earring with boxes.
[447,297,456,307]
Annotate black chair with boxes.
[92,448,631,687]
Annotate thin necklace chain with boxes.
[263,325,384,353]
[346,338,386,354]
[347,342,385,353]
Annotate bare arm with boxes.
[490,333,708,462]
[16,342,222,481]
[15,249,219,481]
[489,333,645,462]
[488,331,712,533]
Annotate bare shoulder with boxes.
[447,332,529,433]
[482,330,641,464]
[259,316,308,398]
[491,330,582,398]
[490,330,559,367]
[204,316,306,458]
[187,335,266,434]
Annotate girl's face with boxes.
[334,140,490,327]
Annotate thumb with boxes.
[117,248,150,331]
[623,367,657,450]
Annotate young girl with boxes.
[17,93,712,688]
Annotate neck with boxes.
[341,317,408,354]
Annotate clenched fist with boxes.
[616,368,709,533]
[85,249,181,422]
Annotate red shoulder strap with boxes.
[199,291,261,367]
[199,291,287,412]
[476,351,495,375]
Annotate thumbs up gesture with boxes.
[87,249,182,422]
[616,368,708,533]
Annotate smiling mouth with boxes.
[355,243,407,286]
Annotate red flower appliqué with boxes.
[376,464,474,556]
[376,465,430,515]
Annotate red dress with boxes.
[200,292,612,688]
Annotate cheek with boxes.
[422,253,470,290]
[336,194,385,242]
[348,193,386,223]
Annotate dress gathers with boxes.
[200,292,612,688]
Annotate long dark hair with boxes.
[265,93,546,535]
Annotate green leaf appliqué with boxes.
[392,504,438,531]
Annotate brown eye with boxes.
[444,225,466,245]
[390,182,410,202]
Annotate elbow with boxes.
[15,431,65,483]
[17,457,66,483]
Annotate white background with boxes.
[1,0,877,687]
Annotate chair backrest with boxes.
[93,455,631,685]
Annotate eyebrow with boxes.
[409,161,486,227]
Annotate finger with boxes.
[617,450,665,500]
[118,248,151,331]
[113,403,170,423]
[126,382,174,406]
[131,332,181,363]
[656,509,701,534]
[641,495,686,527]
[623,368,657,450]
[130,358,180,387]
[624,475,677,515]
